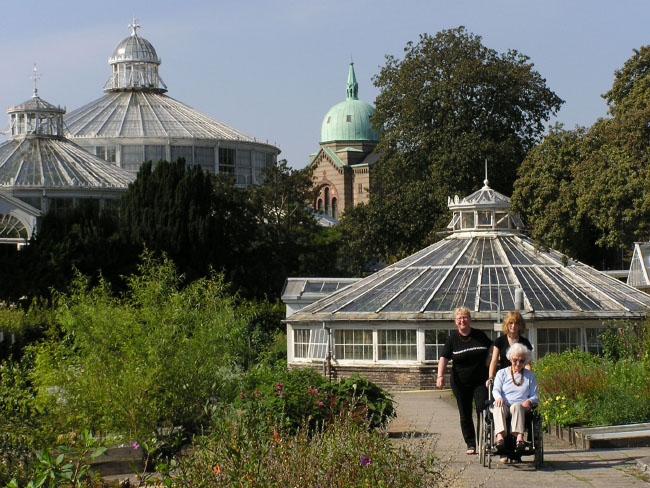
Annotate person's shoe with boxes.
[500,456,509,464]
[515,440,526,452]
[495,436,505,452]
[466,447,476,455]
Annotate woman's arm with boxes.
[487,345,499,386]
[437,357,448,389]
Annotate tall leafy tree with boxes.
[340,27,563,270]
[513,45,650,269]
[247,160,344,296]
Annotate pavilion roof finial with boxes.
[128,16,140,36]
[30,64,41,98]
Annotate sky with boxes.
[2,0,650,168]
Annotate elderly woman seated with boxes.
[492,342,539,453]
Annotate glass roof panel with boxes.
[479,266,516,311]
[513,266,573,310]
[542,267,611,311]
[395,239,447,268]
[341,268,424,313]
[383,268,447,312]
[500,236,547,265]
[571,267,650,311]
[412,239,468,267]
[458,238,503,265]
[310,268,401,313]
[425,267,479,312]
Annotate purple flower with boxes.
[240,392,246,399]
[132,441,140,450]
[360,456,371,467]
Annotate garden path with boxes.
[389,390,650,487]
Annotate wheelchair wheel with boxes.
[486,413,493,468]
[534,428,544,468]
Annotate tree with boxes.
[340,27,562,270]
[246,160,345,296]
[0,200,137,302]
[511,125,598,262]
[512,45,650,269]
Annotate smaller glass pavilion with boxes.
[0,81,134,247]
[284,178,650,390]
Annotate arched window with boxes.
[324,187,330,216]
[317,199,323,212]
[332,197,338,219]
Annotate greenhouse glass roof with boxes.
[1,92,133,189]
[288,181,650,324]
[65,91,259,142]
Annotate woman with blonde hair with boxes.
[486,311,532,388]
[437,307,492,455]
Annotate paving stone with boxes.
[389,390,650,487]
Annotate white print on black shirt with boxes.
[452,346,488,356]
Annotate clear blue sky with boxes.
[2,0,649,168]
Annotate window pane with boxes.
[194,146,215,172]
[334,329,373,360]
[145,145,164,163]
[378,329,416,361]
[171,146,193,165]
[121,145,144,171]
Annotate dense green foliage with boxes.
[534,326,650,427]
[0,158,344,302]
[30,254,250,443]
[340,27,562,270]
[153,414,435,487]
[0,202,135,302]
[513,45,650,269]
[0,257,396,486]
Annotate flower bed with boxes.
[534,349,650,428]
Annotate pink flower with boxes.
[132,441,140,450]
[318,401,324,407]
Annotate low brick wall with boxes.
[289,362,450,392]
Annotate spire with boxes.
[30,64,41,98]
[128,16,140,36]
[346,60,358,100]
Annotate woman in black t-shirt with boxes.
[437,307,492,455]
[486,311,533,388]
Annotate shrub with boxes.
[29,254,251,448]
[156,413,436,487]
[234,369,395,435]
[534,349,650,427]
[600,320,650,363]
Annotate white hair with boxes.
[506,342,531,362]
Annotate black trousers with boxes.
[451,381,488,449]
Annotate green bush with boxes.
[600,320,650,362]
[29,254,251,447]
[534,349,650,427]
[0,360,42,486]
[233,369,395,435]
[156,412,436,487]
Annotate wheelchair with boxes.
[477,389,544,469]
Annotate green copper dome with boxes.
[320,62,379,144]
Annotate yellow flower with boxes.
[556,395,561,401]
